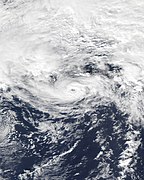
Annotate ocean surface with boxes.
[0,0,144,179]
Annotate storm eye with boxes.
[71,88,76,92]
[49,74,57,83]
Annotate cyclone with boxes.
[0,0,144,180]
